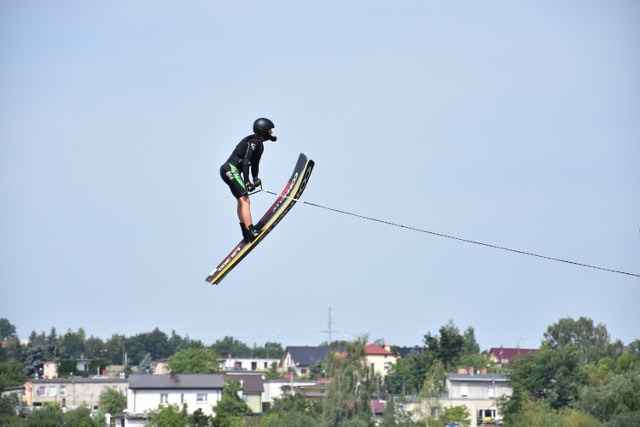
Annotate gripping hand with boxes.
[253,178,262,188]
[245,181,255,192]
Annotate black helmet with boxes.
[253,118,277,141]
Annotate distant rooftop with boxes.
[489,347,538,364]
[128,374,224,389]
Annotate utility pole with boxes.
[323,307,336,345]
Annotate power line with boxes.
[260,189,640,279]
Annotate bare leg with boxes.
[237,195,252,229]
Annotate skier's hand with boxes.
[253,178,262,188]
[245,181,255,192]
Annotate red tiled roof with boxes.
[337,344,397,358]
[489,347,538,363]
[364,344,396,356]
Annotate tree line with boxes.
[0,318,282,381]
[1,316,639,426]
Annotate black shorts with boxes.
[220,163,248,199]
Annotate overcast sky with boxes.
[1,0,639,352]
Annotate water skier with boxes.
[220,118,277,242]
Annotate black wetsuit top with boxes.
[224,134,264,183]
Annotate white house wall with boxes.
[127,389,222,417]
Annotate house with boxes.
[76,356,92,373]
[41,359,125,379]
[279,378,330,402]
[363,344,397,378]
[488,347,538,365]
[25,377,128,409]
[218,356,279,372]
[125,374,224,422]
[42,360,59,379]
[262,378,317,408]
[398,368,511,426]
[280,346,332,376]
[154,359,169,375]
[337,344,398,378]
[224,372,264,413]
[443,369,511,425]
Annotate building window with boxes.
[488,384,495,398]
[49,386,57,397]
[37,386,46,397]
[160,393,168,404]
[251,361,257,371]
[197,393,208,403]
[460,383,469,397]
[59,385,66,396]
[180,393,185,404]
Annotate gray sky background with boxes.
[1,1,639,352]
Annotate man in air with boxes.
[219,118,277,242]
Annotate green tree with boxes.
[250,341,283,359]
[261,410,319,427]
[419,360,445,398]
[384,351,424,396]
[167,331,205,354]
[147,404,189,427]
[25,403,65,427]
[44,328,59,360]
[210,336,251,358]
[264,392,321,425]
[441,405,471,427]
[501,343,585,420]
[461,326,480,357]
[127,328,172,365]
[606,411,640,427]
[263,361,281,380]
[59,328,86,359]
[270,392,320,415]
[23,341,46,378]
[63,406,104,427]
[0,360,27,390]
[0,336,24,363]
[138,353,156,374]
[0,318,17,341]
[322,337,373,427]
[380,397,422,427]
[576,369,640,424]
[0,393,20,416]
[212,378,250,427]
[167,349,218,374]
[189,408,213,427]
[543,317,622,364]
[423,320,464,371]
[84,336,106,360]
[99,388,127,424]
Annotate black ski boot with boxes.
[246,224,260,242]
[240,223,259,243]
